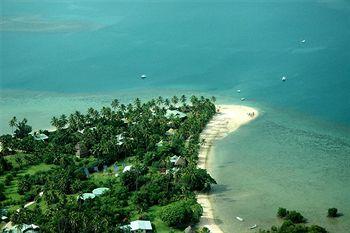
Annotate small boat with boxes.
[240,98,246,101]
[249,224,257,229]
[140,74,147,79]
[237,89,241,93]
[236,216,244,221]
[301,39,306,43]
[282,76,287,82]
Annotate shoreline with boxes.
[196,104,259,233]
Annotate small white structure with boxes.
[282,76,287,82]
[116,133,124,146]
[123,165,132,173]
[237,89,241,93]
[141,74,147,79]
[301,39,306,43]
[156,140,164,147]
[240,98,246,101]
[92,187,110,196]
[165,128,176,136]
[169,155,186,166]
[3,223,40,233]
[33,133,48,141]
[122,220,153,233]
[165,110,187,119]
[78,193,96,200]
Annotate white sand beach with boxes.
[196,105,259,233]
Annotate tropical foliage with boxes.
[0,95,217,232]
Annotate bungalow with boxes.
[92,187,110,196]
[165,128,176,136]
[78,193,96,201]
[32,133,48,141]
[169,155,186,167]
[123,165,132,173]
[165,110,187,119]
[122,220,153,233]
[3,223,39,233]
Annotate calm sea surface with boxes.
[1,0,350,232]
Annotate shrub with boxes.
[309,225,328,233]
[160,199,203,228]
[327,208,338,218]
[24,191,36,202]
[4,173,14,186]
[277,207,288,218]
[285,210,306,223]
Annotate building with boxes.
[169,155,186,166]
[92,187,110,196]
[32,133,48,141]
[165,110,187,119]
[123,165,132,173]
[77,193,96,201]
[3,223,40,233]
[122,220,153,233]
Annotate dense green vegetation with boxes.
[0,95,217,232]
[327,208,339,218]
[259,208,328,233]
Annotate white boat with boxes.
[282,76,287,82]
[237,89,241,93]
[301,39,306,43]
[236,216,244,221]
[240,98,246,101]
[249,224,257,229]
[141,74,147,79]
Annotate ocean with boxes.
[1,0,350,232]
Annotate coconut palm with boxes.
[111,99,120,110]
[59,114,68,128]
[171,96,179,105]
[9,116,17,134]
[51,116,60,130]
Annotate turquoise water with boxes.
[1,0,350,232]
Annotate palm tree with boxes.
[134,98,141,109]
[156,96,164,105]
[180,95,187,104]
[190,95,198,106]
[59,114,68,128]
[171,96,179,105]
[51,116,60,130]
[210,96,216,103]
[9,116,17,134]
[164,98,170,107]
[111,99,119,110]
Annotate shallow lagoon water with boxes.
[1,0,350,232]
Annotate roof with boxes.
[156,140,164,147]
[123,165,132,173]
[170,155,179,163]
[165,128,176,136]
[78,193,96,200]
[33,133,48,141]
[92,187,110,196]
[165,110,187,119]
[130,220,152,231]
[3,224,39,233]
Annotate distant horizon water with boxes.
[1,0,350,232]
